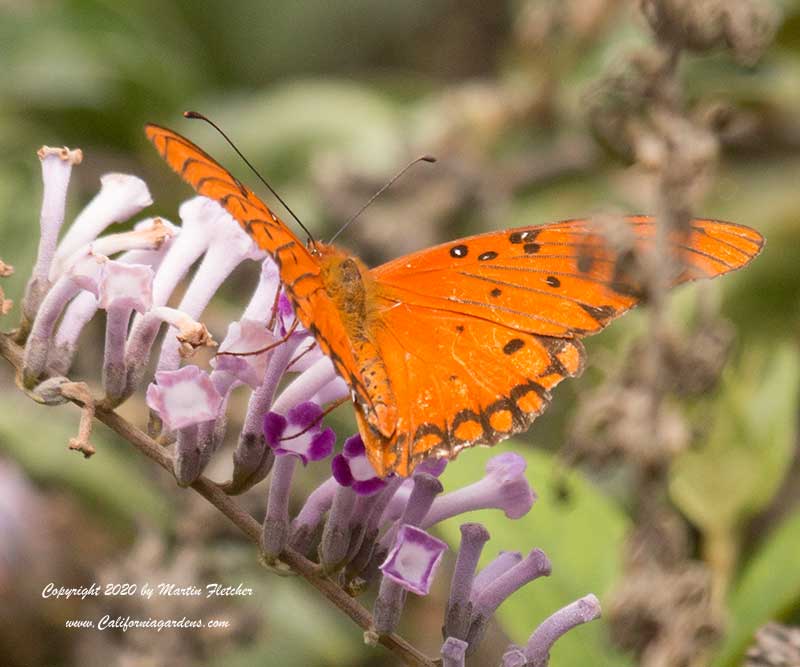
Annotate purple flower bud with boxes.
[379,524,447,596]
[261,455,297,563]
[445,523,490,640]
[525,594,601,667]
[467,548,552,647]
[289,477,339,554]
[319,484,357,572]
[381,459,448,525]
[145,365,223,431]
[223,342,294,495]
[332,434,387,496]
[422,452,535,528]
[264,401,335,465]
[471,551,523,603]
[441,637,468,667]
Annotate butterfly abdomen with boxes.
[320,251,399,438]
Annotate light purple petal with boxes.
[213,318,277,388]
[98,261,153,312]
[145,365,223,430]
[380,524,448,596]
[486,452,528,481]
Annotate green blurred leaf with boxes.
[438,443,631,667]
[713,509,800,667]
[670,343,798,534]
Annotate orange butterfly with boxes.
[145,123,763,477]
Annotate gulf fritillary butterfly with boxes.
[145,123,763,477]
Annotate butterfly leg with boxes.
[216,319,300,359]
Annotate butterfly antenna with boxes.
[184,110,315,243]
[328,154,437,245]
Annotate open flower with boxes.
[98,261,154,313]
[332,433,388,496]
[379,524,447,596]
[145,365,223,431]
[264,401,335,465]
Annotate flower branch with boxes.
[0,331,436,667]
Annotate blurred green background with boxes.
[1,1,799,666]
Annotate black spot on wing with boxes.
[450,244,469,258]
[478,251,498,261]
[503,338,525,355]
[545,276,560,287]
[509,229,540,244]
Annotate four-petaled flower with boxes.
[264,401,336,465]
[145,365,223,431]
[332,433,388,495]
[380,524,448,596]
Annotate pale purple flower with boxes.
[467,548,552,647]
[524,594,601,667]
[264,401,335,465]
[145,365,223,431]
[380,524,447,596]
[332,433,387,496]
[98,261,154,313]
[422,452,535,527]
[24,146,82,324]
[50,173,152,279]
[155,198,265,372]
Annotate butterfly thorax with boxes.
[317,245,399,439]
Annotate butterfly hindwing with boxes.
[360,302,586,476]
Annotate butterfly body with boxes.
[145,123,764,477]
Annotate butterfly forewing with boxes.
[145,124,374,415]
[372,216,764,338]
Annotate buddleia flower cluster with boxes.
[5,145,602,665]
